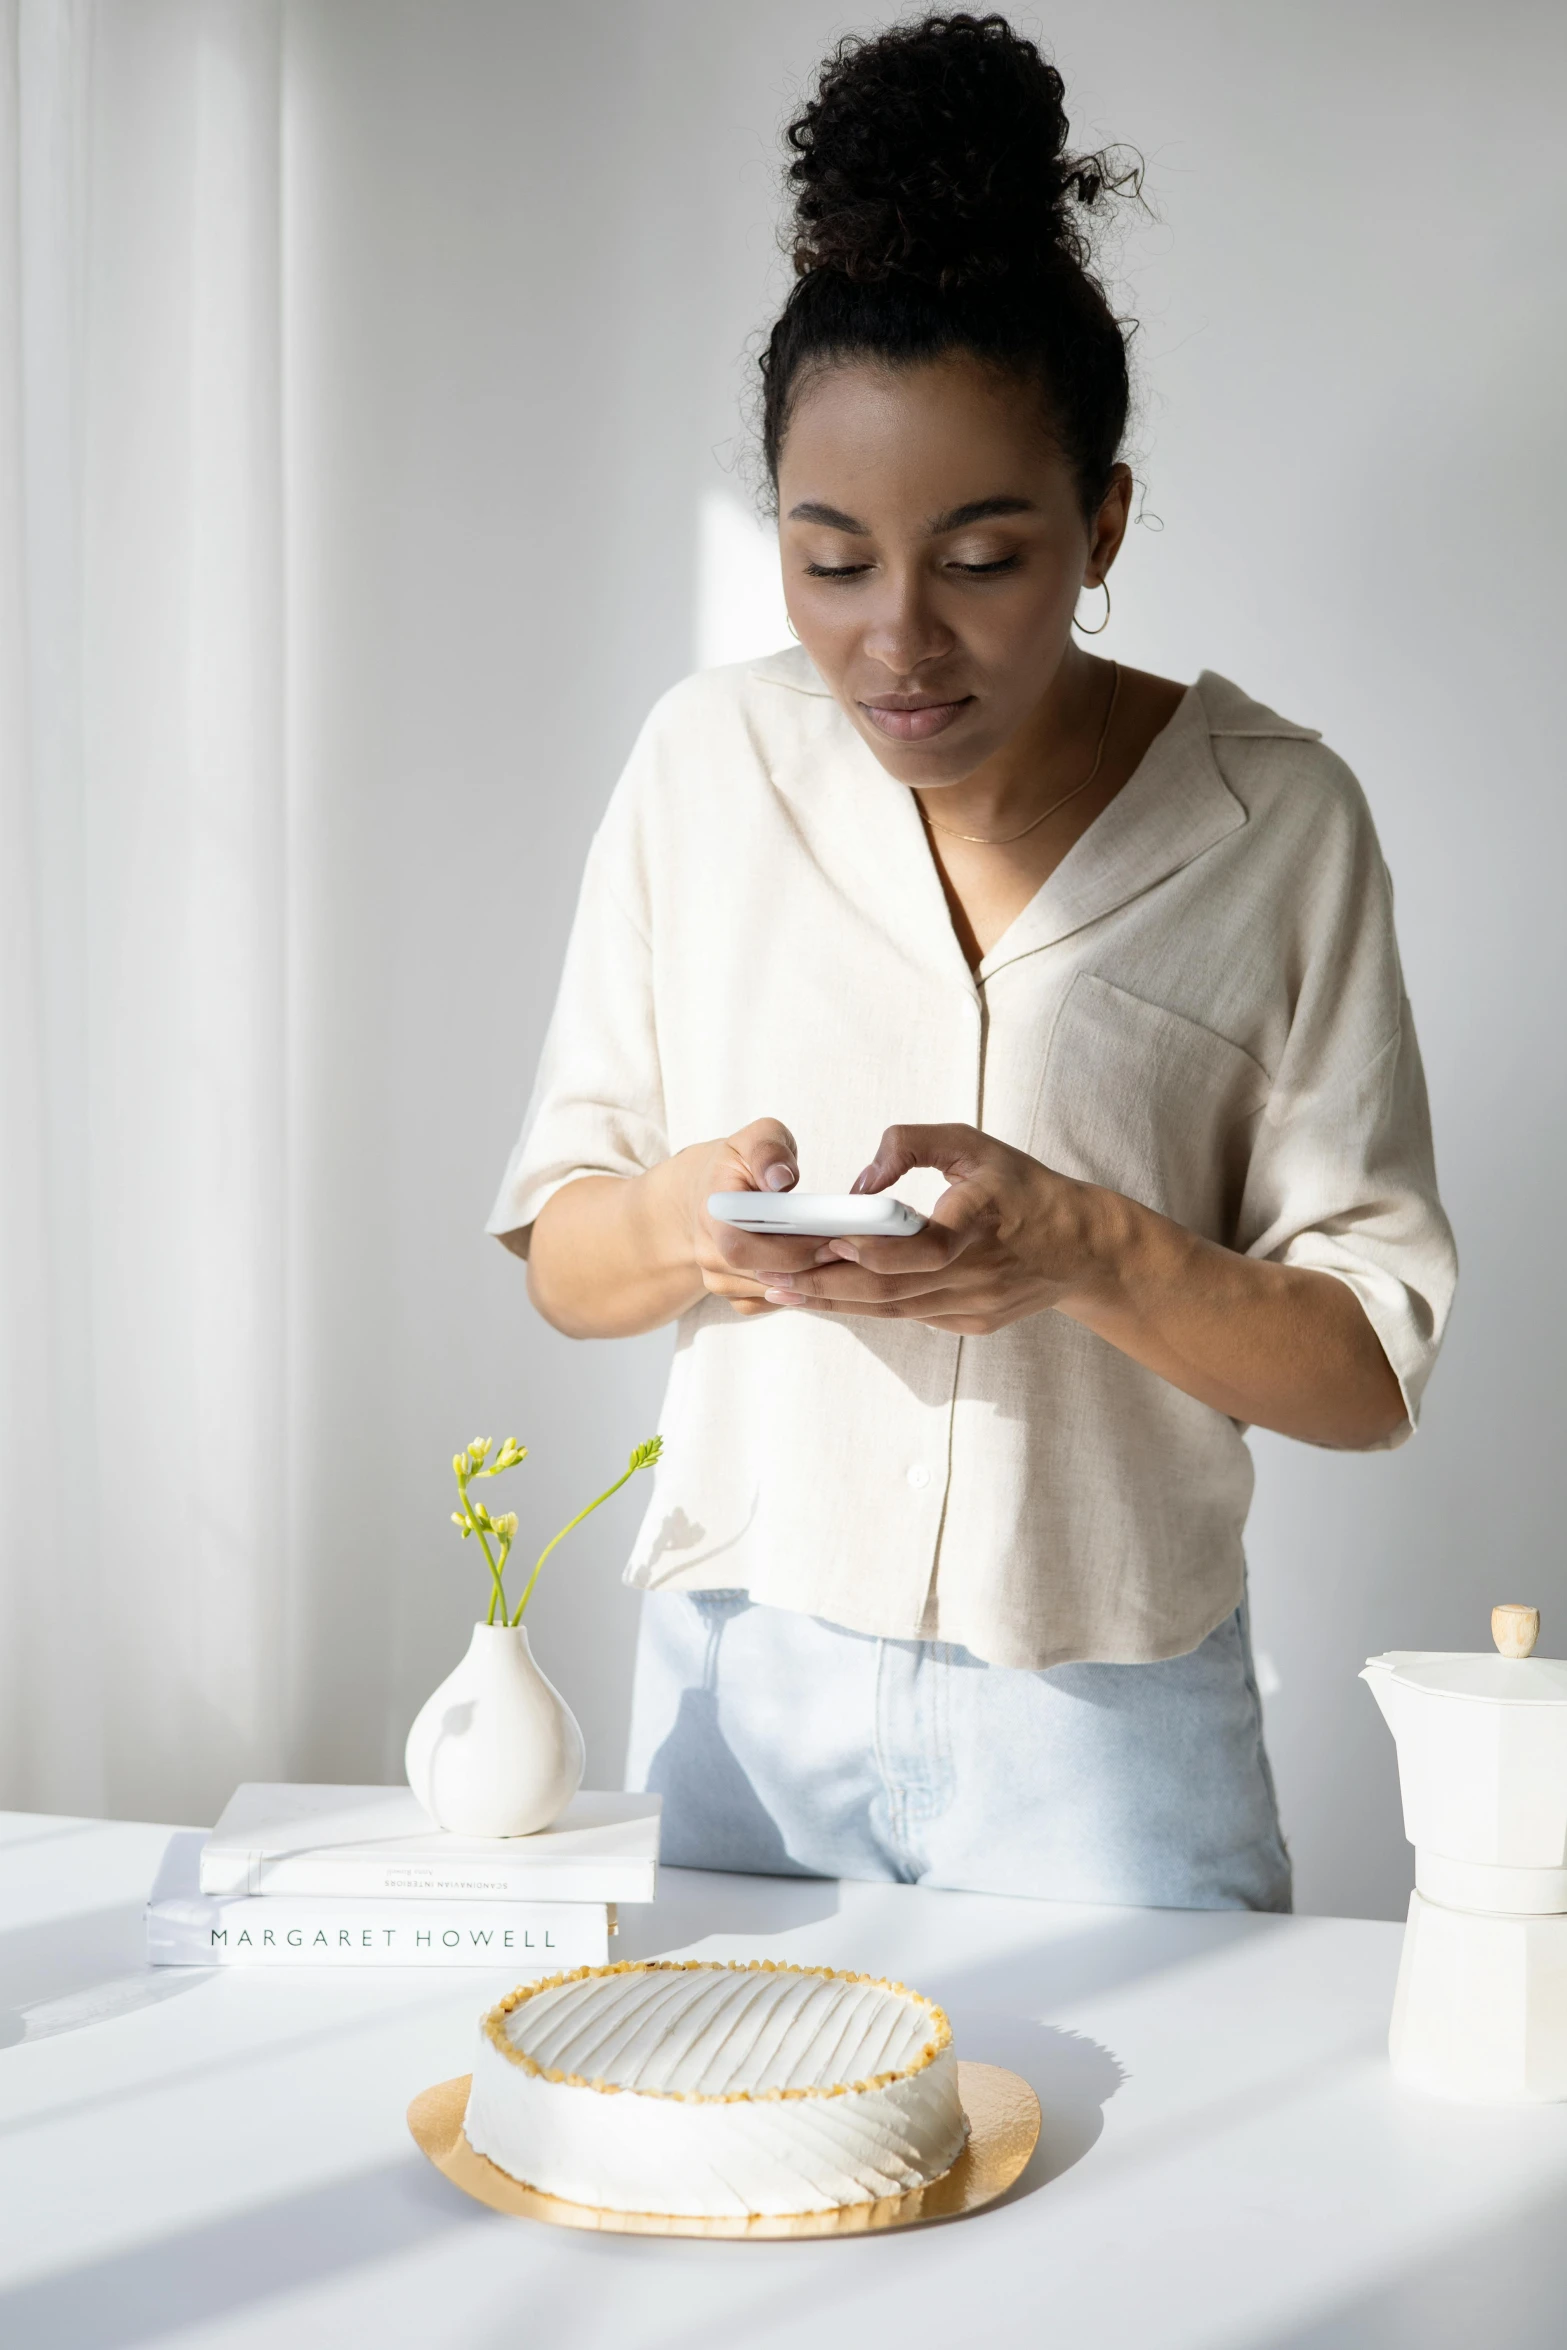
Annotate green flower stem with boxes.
[510,1463,640,1626]
[458,1463,511,1622]
[479,1529,508,1624]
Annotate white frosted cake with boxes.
[463,1958,968,2217]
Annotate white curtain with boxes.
[0,0,680,1833]
[1,0,292,1820]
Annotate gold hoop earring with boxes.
[1073,579,1111,636]
[786,613,800,641]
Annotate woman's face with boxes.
[776,354,1130,787]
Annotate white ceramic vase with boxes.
[405,1621,585,1838]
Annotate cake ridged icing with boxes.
[463,1960,968,2216]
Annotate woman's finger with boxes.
[818,1221,966,1275]
[806,1180,990,1283]
[763,1259,958,1305]
[730,1117,799,1194]
[852,1122,997,1193]
[706,1225,831,1274]
[763,1292,911,1319]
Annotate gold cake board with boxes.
[408,2060,1040,2240]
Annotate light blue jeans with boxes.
[625,1590,1291,1912]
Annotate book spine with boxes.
[148,1896,612,1969]
[199,1855,656,1903]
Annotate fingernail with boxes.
[763,1287,800,1305]
[829,1243,859,1264]
[764,1165,795,1192]
[851,1166,877,1191]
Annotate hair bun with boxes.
[786,13,1121,293]
[762,14,1138,515]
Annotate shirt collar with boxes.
[749,652,1318,986]
[978,674,1256,975]
[748,643,833,696]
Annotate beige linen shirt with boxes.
[488,650,1455,1669]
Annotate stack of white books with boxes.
[146,1784,661,1971]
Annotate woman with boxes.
[488,14,1455,1910]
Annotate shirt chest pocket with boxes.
[1030,973,1271,1243]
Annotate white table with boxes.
[3,1813,1565,2349]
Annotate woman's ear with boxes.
[1086,462,1135,585]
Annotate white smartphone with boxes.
[707,1191,928,1239]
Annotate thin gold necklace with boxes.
[921,662,1121,846]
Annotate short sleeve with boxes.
[485,811,666,1252]
[1236,830,1457,1449]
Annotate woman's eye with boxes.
[800,551,1021,581]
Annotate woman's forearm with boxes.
[524,1158,707,1339]
[517,1118,806,1340]
[1061,1185,1406,1448]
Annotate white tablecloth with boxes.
[2,1810,1565,2348]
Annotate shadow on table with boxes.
[1251,2176,1567,2350]
[0,1903,207,2050]
[0,2156,489,2350]
[932,1901,1285,2018]
[617,1865,840,1958]
[957,2015,1125,2200]
[0,1819,104,1854]
[909,1905,1293,2207]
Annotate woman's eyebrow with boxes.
[927,495,1036,533]
[786,493,1037,535]
[787,500,870,533]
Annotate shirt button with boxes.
[907,1464,932,1490]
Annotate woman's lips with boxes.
[859,697,973,742]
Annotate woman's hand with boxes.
[758,1122,1407,1448]
[756,1124,1090,1333]
[689,1118,822,1316]
[526,1115,829,1337]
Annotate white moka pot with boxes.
[1361,1619,1567,1914]
[1364,1605,1567,2102]
[405,1621,585,1838]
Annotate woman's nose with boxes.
[859,575,952,678]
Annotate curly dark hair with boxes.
[760,14,1139,518]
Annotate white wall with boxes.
[283,0,1566,1917]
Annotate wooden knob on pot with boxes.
[1493,1604,1541,1658]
